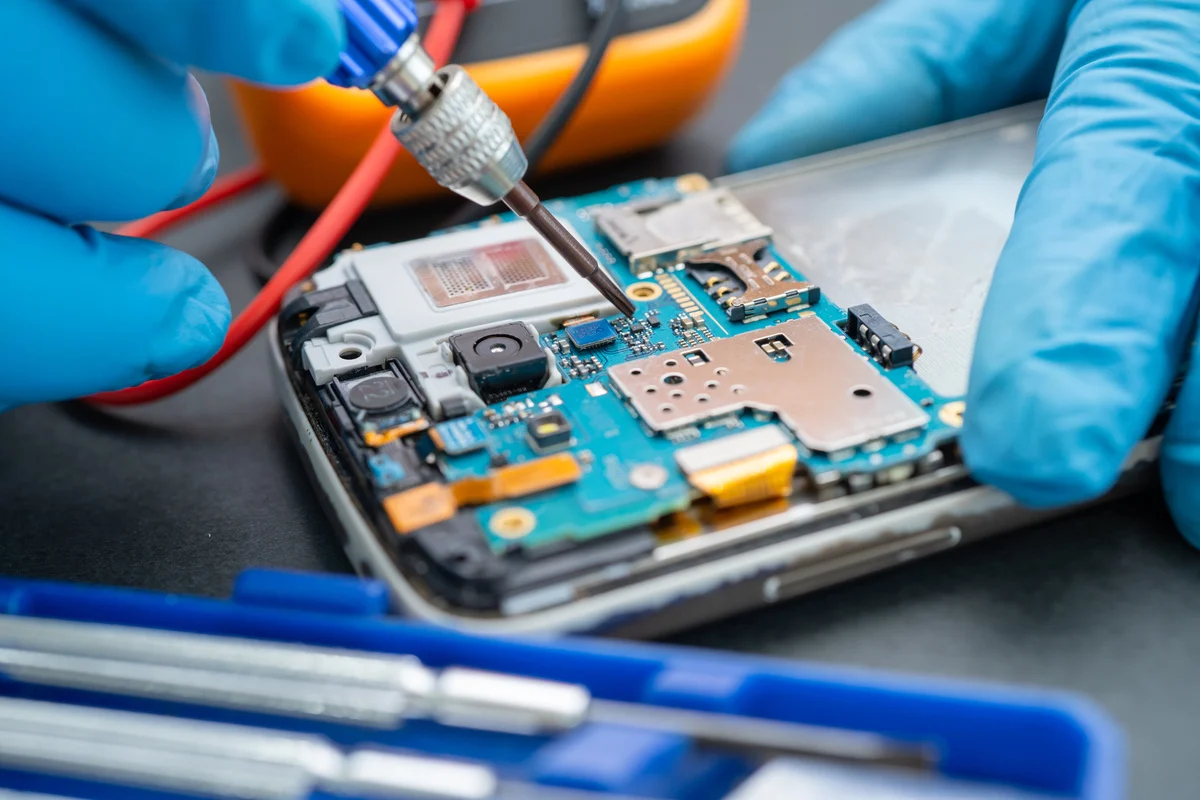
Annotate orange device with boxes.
[229,0,747,209]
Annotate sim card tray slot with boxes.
[763,527,962,603]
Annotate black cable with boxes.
[527,0,627,165]
[438,0,627,230]
[251,0,627,285]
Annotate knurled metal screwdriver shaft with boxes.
[334,7,636,317]
[504,181,636,317]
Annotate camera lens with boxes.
[474,333,523,357]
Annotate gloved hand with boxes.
[0,0,344,411]
[728,0,1200,544]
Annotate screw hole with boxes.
[644,386,658,394]
[852,387,873,398]
[696,394,710,403]
[731,385,746,395]
[706,381,719,389]
[715,367,730,376]
[660,404,675,414]
[630,368,643,376]
[663,374,684,385]
[670,390,684,399]
[664,359,678,367]
[339,348,363,361]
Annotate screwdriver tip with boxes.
[504,183,637,318]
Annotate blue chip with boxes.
[433,417,490,455]
[367,453,407,487]
[566,319,618,350]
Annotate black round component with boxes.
[347,375,412,413]
[474,333,525,357]
[448,322,550,404]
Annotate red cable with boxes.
[115,166,268,239]
[90,0,469,406]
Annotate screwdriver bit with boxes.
[503,181,636,317]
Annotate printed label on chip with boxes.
[411,239,567,308]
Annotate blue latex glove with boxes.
[0,0,344,411]
[728,1,1200,544]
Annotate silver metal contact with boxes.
[607,315,930,453]
[430,668,591,734]
[371,34,439,114]
[391,65,528,206]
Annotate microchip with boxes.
[411,239,567,309]
[431,417,489,456]
[367,452,408,488]
[365,442,425,491]
[526,411,573,451]
[566,319,617,350]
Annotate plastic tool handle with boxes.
[329,0,422,89]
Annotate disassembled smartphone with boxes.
[273,102,1163,636]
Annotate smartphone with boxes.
[272,102,1163,637]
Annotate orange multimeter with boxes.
[229,0,748,209]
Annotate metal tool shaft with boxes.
[0,615,935,770]
[0,696,645,800]
[504,181,636,317]
[588,700,934,771]
[335,9,634,319]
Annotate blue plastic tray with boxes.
[0,569,1122,799]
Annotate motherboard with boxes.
[279,175,965,615]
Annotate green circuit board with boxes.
[430,179,959,552]
[283,174,964,608]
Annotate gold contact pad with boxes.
[686,239,817,322]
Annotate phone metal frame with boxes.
[273,103,1161,637]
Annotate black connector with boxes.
[280,280,378,365]
[527,410,573,451]
[845,304,915,368]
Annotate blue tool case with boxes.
[0,569,1121,799]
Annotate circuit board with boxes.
[279,175,964,614]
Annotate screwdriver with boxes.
[500,182,636,319]
[0,615,935,771]
[331,1,636,318]
[0,696,655,800]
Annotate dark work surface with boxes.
[1,2,1195,797]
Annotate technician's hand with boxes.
[0,0,344,410]
[728,1,1200,544]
